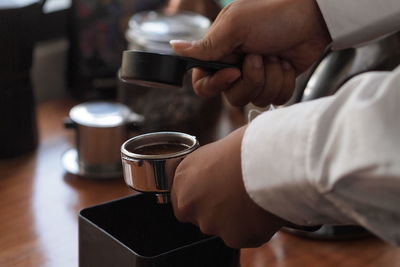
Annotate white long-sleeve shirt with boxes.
[241,0,400,245]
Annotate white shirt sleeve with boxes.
[241,66,400,245]
[316,0,400,49]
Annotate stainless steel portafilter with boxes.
[121,132,199,204]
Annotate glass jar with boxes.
[118,10,221,142]
[126,10,210,53]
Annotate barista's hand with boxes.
[171,0,332,107]
[171,127,287,248]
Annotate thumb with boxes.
[170,37,231,61]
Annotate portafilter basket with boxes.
[121,132,199,204]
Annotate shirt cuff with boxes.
[241,99,351,226]
[316,0,400,50]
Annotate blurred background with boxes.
[0,0,234,158]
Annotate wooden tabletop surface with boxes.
[0,99,399,267]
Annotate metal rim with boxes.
[62,148,122,179]
[69,101,132,128]
[121,132,199,160]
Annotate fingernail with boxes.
[170,40,195,49]
[282,60,292,71]
[249,54,263,69]
[268,56,279,63]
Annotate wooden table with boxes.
[0,99,399,267]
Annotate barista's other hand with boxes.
[170,0,331,107]
[171,127,287,248]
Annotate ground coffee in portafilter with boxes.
[132,143,189,155]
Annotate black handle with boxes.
[182,57,241,73]
[286,223,322,232]
[63,118,77,129]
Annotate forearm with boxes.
[242,66,400,245]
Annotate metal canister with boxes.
[63,101,143,178]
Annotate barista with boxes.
[170,0,400,248]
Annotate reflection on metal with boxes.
[300,33,400,102]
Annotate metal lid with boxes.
[121,131,199,160]
[69,102,132,128]
[0,0,40,9]
[126,10,210,53]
